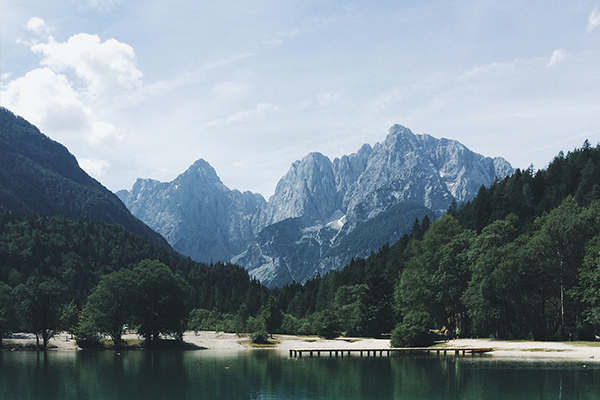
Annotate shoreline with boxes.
[3,331,600,361]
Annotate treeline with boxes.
[0,213,268,312]
[457,139,600,232]
[267,141,600,345]
[0,214,270,348]
[2,141,600,349]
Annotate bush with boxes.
[250,330,270,344]
[391,310,433,347]
[74,316,102,349]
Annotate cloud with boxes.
[78,158,110,178]
[460,60,519,80]
[208,103,279,126]
[88,121,123,147]
[547,49,566,67]
[1,67,124,149]
[588,8,600,33]
[30,33,143,98]
[1,67,90,132]
[26,17,51,34]
[202,52,254,70]
[1,25,147,152]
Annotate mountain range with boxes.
[118,124,513,286]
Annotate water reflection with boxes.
[1,350,599,400]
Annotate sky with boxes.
[1,1,599,198]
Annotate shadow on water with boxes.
[1,350,599,400]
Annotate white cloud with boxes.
[587,8,600,33]
[1,67,90,132]
[88,121,123,148]
[201,52,254,70]
[547,49,566,67]
[460,60,520,80]
[2,27,144,148]
[78,158,110,178]
[26,17,51,34]
[1,67,124,149]
[30,33,143,98]
[209,103,279,126]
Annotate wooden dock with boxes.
[288,347,493,358]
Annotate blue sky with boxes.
[1,0,599,198]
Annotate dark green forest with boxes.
[0,107,169,249]
[0,214,269,348]
[269,140,600,345]
[2,141,600,349]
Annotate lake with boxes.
[1,350,599,399]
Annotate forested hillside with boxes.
[268,141,600,344]
[457,140,600,231]
[0,107,168,248]
[2,140,600,350]
[0,213,269,348]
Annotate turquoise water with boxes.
[0,350,598,399]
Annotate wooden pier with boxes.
[288,347,493,358]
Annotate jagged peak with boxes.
[387,124,412,136]
[188,158,218,174]
[176,158,222,185]
[293,151,330,166]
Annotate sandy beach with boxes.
[4,331,600,362]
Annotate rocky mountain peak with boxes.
[117,158,265,263]
[119,123,514,287]
[175,158,224,189]
[260,152,339,227]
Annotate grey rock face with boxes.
[119,125,513,287]
[260,152,339,228]
[117,159,266,263]
[236,125,513,286]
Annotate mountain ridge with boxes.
[118,124,513,286]
[0,107,170,249]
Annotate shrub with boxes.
[391,310,433,347]
[250,330,270,344]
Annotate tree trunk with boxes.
[42,330,50,350]
[111,328,123,348]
